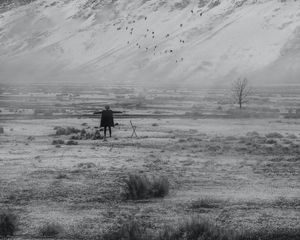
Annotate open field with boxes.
[1,0,300,238]
[0,84,300,239]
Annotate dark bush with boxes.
[55,172,68,179]
[54,127,81,136]
[66,140,78,145]
[124,174,151,200]
[151,177,169,198]
[266,139,277,144]
[52,139,64,145]
[0,211,17,238]
[123,174,169,200]
[38,222,65,237]
[190,197,223,209]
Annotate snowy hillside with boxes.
[0,0,300,87]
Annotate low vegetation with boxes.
[102,221,151,240]
[52,139,64,145]
[54,126,81,136]
[265,132,284,138]
[190,197,224,209]
[157,219,229,240]
[0,211,17,238]
[55,172,69,179]
[123,174,169,200]
[76,162,96,169]
[101,218,300,240]
[66,140,79,145]
[38,222,65,238]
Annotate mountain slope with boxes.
[0,0,300,87]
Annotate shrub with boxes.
[151,177,169,198]
[266,139,277,144]
[190,197,223,209]
[124,174,151,200]
[38,222,65,237]
[76,162,96,169]
[52,139,64,145]
[66,140,78,145]
[265,132,284,138]
[54,127,81,136]
[70,135,81,140]
[0,211,17,238]
[123,174,169,200]
[55,172,68,179]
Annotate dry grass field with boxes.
[1,115,299,239]
[1,84,300,239]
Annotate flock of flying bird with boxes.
[112,8,205,63]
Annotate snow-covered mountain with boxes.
[0,0,300,88]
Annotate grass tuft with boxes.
[38,222,65,238]
[66,140,78,145]
[52,139,64,145]
[157,218,230,240]
[265,132,284,138]
[0,211,17,238]
[123,174,169,200]
[190,197,223,209]
[55,172,69,179]
[54,126,81,136]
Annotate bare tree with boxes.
[231,78,252,109]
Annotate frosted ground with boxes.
[1,83,300,238]
[1,117,300,238]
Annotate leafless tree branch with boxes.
[231,78,253,109]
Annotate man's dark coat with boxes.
[100,110,114,127]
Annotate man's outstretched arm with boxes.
[93,111,102,114]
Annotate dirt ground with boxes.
[0,117,299,239]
